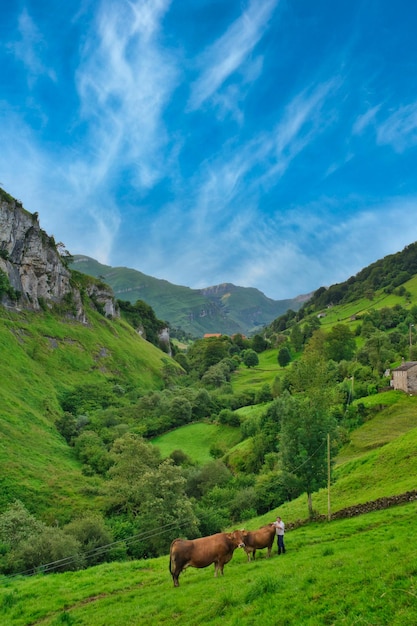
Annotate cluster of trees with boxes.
[0,501,116,575]
[269,303,417,373]
[0,345,339,575]
[117,299,169,350]
[300,242,417,310]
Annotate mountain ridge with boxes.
[71,255,311,337]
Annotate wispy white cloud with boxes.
[9,8,56,87]
[209,77,341,194]
[2,0,178,265]
[376,102,417,152]
[137,184,417,299]
[188,0,279,110]
[76,0,177,189]
[133,69,343,285]
[226,195,417,297]
[352,104,380,135]
[3,0,417,301]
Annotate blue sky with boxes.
[2,0,417,300]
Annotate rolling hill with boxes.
[0,305,177,523]
[70,255,309,338]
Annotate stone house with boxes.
[391,361,417,394]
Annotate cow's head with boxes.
[228,529,246,548]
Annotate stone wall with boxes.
[286,490,417,530]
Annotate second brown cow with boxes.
[240,523,276,561]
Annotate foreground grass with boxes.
[1,503,416,625]
[1,396,417,624]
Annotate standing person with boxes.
[273,516,285,554]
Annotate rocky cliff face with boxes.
[0,193,118,320]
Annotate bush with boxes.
[13,527,84,574]
[0,500,45,547]
[218,408,240,426]
[64,515,113,566]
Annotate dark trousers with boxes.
[277,535,285,554]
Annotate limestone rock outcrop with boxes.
[0,193,118,320]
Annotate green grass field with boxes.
[152,423,242,463]
[1,392,417,624]
[231,349,281,393]
[1,502,415,625]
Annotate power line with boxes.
[0,518,191,580]
[289,437,327,474]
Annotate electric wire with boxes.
[1,439,331,579]
[0,518,190,580]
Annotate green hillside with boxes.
[0,304,175,522]
[70,255,305,337]
[1,401,417,624]
[299,241,417,315]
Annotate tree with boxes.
[14,527,84,573]
[278,334,338,518]
[106,436,197,556]
[0,500,45,546]
[107,434,161,516]
[278,393,336,518]
[134,459,198,555]
[278,346,291,367]
[325,324,356,362]
[243,349,259,368]
[288,330,337,407]
[74,430,112,475]
[201,364,227,388]
[64,515,113,566]
[290,324,303,352]
[168,396,192,427]
[204,338,229,369]
[252,334,268,353]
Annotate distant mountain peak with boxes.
[70,255,307,337]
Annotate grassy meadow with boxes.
[0,503,415,624]
[231,349,281,393]
[152,423,242,464]
[3,267,417,623]
[1,392,417,625]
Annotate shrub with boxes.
[13,527,84,574]
[0,500,45,546]
[64,516,113,566]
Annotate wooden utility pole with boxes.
[327,432,331,521]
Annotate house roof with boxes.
[392,361,417,372]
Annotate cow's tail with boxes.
[169,544,173,574]
[169,540,179,586]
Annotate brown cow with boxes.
[169,530,245,587]
[241,523,276,562]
